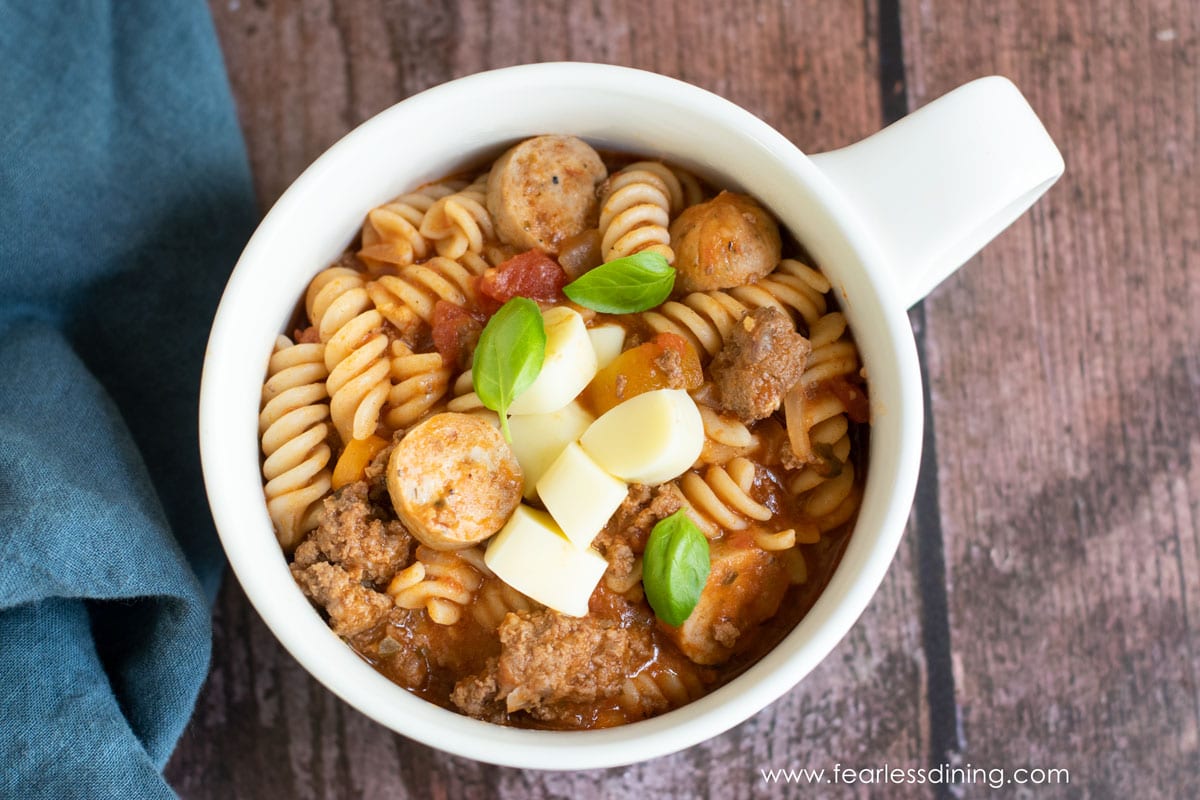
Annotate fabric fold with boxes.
[0,1,258,796]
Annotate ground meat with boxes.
[451,610,654,717]
[313,481,411,585]
[449,657,506,723]
[594,483,685,554]
[653,345,685,388]
[363,435,399,506]
[710,306,811,423]
[290,561,392,637]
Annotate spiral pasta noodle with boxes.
[677,457,773,538]
[613,664,706,722]
[388,545,486,625]
[443,370,501,427]
[419,173,493,260]
[384,340,452,431]
[598,163,675,264]
[783,312,861,463]
[366,254,488,343]
[472,577,539,630]
[306,266,391,443]
[259,335,333,550]
[643,259,829,360]
[358,180,465,271]
[696,404,759,465]
[783,311,864,533]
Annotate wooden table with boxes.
[168,1,1199,797]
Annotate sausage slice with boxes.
[386,412,523,550]
[486,135,608,254]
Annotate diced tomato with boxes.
[582,332,705,416]
[478,249,568,307]
[827,376,870,423]
[431,300,483,369]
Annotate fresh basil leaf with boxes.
[563,251,675,313]
[471,297,546,441]
[642,509,710,626]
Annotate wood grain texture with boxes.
[901,0,1200,797]
[168,1,936,798]
[171,0,1200,796]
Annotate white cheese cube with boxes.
[587,324,626,370]
[536,442,628,549]
[484,505,608,617]
[508,306,598,415]
[580,388,705,485]
[507,401,594,500]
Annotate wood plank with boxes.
[900,0,1200,795]
[169,1,938,796]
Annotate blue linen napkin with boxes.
[0,1,256,796]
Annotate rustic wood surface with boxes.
[167,1,1199,797]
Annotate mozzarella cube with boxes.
[508,306,598,415]
[580,388,705,485]
[507,401,594,500]
[536,443,628,549]
[484,505,608,617]
[587,324,626,370]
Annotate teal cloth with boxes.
[0,1,256,797]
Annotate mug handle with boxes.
[809,76,1065,308]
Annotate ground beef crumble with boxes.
[451,610,654,719]
[594,483,684,555]
[291,561,393,637]
[710,306,811,423]
[310,481,411,584]
[290,480,413,639]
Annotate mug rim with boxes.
[200,61,924,769]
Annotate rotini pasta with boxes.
[383,340,451,431]
[783,311,862,465]
[472,577,539,630]
[388,544,485,625]
[696,403,759,465]
[358,180,465,271]
[365,254,489,343]
[678,457,773,538]
[642,259,829,360]
[259,335,333,550]
[443,370,501,427]
[598,163,675,264]
[615,664,706,721]
[419,173,493,260]
[305,266,391,443]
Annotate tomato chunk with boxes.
[478,249,568,308]
[583,332,704,416]
[827,376,870,424]
[431,300,483,369]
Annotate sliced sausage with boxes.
[486,135,608,254]
[669,191,782,292]
[386,412,523,550]
[663,538,789,665]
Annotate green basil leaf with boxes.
[563,251,675,313]
[471,297,546,441]
[642,509,710,627]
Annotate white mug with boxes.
[200,62,1063,769]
